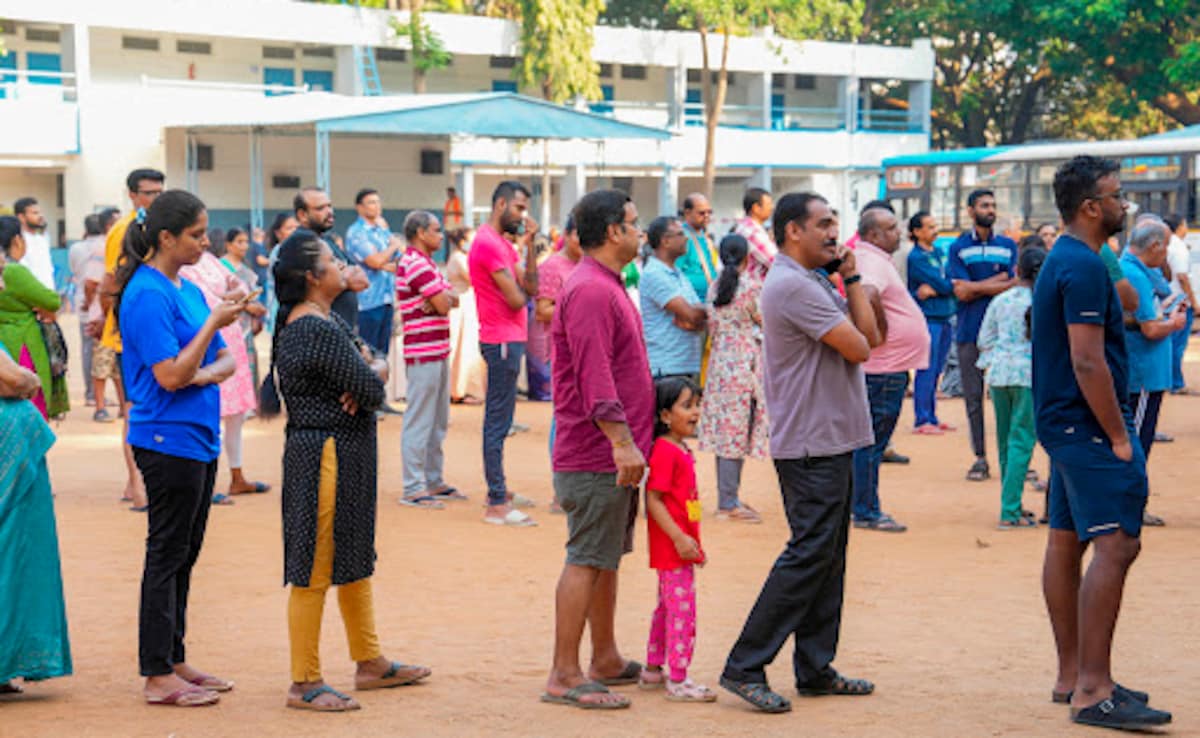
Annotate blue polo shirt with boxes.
[346,216,396,311]
[1032,234,1131,450]
[948,228,1017,343]
[639,255,704,376]
[1120,252,1173,394]
[119,266,226,463]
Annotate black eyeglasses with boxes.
[1089,190,1126,204]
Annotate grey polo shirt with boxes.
[761,252,872,459]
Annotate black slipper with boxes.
[796,671,874,696]
[1071,691,1170,731]
[719,676,791,713]
[1053,683,1149,705]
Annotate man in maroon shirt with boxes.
[542,190,654,710]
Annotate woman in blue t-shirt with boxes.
[114,190,247,708]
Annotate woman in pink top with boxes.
[536,217,582,460]
[180,242,270,504]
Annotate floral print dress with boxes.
[698,271,769,460]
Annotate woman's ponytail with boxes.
[713,233,749,308]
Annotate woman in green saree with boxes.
[0,216,69,419]
[0,241,72,693]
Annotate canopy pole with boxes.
[459,165,475,228]
[315,128,331,195]
[185,132,199,194]
[249,127,265,233]
[540,139,552,229]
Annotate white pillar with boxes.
[908,80,932,133]
[666,60,687,130]
[749,166,772,192]
[840,76,859,133]
[659,165,679,217]
[458,165,476,228]
[559,164,587,226]
[59,23,91,238]
[334,47,363,96]
[748,71,771,129]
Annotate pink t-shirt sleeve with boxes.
[476,237,510,275]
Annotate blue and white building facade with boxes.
[0,0,933,242]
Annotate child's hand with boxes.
[673,535,702,561]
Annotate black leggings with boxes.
[134,447,217,677]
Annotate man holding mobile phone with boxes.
[468,181,541,527]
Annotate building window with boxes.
[420,150,444,175]
[0,23,16,36]
[263,46,296,60]
[598,63,613,79]
[794,74,816,90]
[25,27,60,43]
[771,74,785,89]
[301,46,335,58]
[620,64,647,80]
[712,71,736,86]
[176,40,212,55]
[686,69,701,84]
[122,36,160,52]
[195,144,214,171]
[489,56,516,69]
[492,80,518,93]
[376,48,407,63]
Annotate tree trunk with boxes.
[414,68,427,94]
[411,0,426,94]
[1151,92,1200,126]
[701,23,730,202]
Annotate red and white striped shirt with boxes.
[396,247,452,363]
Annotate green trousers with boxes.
[992,386,1036,522]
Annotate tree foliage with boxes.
[389,0,453,93]
[513,0,604,103]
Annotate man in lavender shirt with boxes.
[542,190,654,710]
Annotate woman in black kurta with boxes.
[266,230,430,712]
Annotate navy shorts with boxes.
[1047,434,1148,541]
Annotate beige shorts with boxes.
[92,345,122,381]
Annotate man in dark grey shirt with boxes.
[720,192,881,713]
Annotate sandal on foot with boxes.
[211,494,235,506]
[146,686,220,707]
[853,514,907,533]
[287,684,360,712]
[483,509,536,527]
[356,662,431,690]
[1071,692,1171,730]
[666,678,717,703]
[430,486,468,501]
[0,682,24,694]
[187,672,234,692]
[1053,683,1150,705]
[967,459,990,481]
[796,671,875,697]
[1143,512,1166,527]
[231,482,270,495]
[398,495,445,510]
[638,671,666,690]
[719,676,791,713]
[997,517,1037,530]
[540,681,630,710]
[595,660,643,686]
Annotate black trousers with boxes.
[135,447,217,677]
[723,453,853,687]
[957,342,987,458]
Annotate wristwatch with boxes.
[843,273,862,286]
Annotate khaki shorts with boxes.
[554,471,638,571]
[92,345,121,381]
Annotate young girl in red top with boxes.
[638,376,717,702]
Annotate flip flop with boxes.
[187,673,234,692]
[356,662,431,690]
[146,686,220,707]
[795,671,875,697]
[540,681,630,710]
[484,509,536,527]
[287,684,360,712]
[0,682,24,695]
[398,495,445,509]
[431,486,468,501]
[596,660,644,686]
[231,482,270,495]
[211,494,235,506]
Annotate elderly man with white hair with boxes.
[1119,215,1187,527]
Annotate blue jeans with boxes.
[852,372,909,522]
[356,304,394,357]
[912,319,951,427]
[1171,308,1193,391]
[481,341,525,505]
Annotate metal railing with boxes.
[770,106,845,130]
[140,75,313,96]
[0,69,78,102]
[858,108,921,132]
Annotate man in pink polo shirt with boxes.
[468,181,541,527]
[851,207,930,533]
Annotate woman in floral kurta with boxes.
[698,235,768,523]
[976,246,1044,529]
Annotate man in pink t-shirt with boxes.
[467,181,541,527]
[851,207,930,533]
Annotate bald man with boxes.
[676,193,718,299]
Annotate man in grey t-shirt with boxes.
[720,192,880,713]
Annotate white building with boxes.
[0,0,933,244]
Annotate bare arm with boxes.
[662,296,707,332]
[1180,273,1197,309]
[1138,304,1187,341]
[1067,323,1132,458]
[1114,279,1139,313]
[845,280,883,349]
[190,349,237,387]
[953,274,1016,302]
[646,488,702,562]
[535,297,556,324]
[490,268,530,311]
[344,266,370,293]
[0,349,40,399]
[425,289,453,316]
[99,272,117,316]
[595,419,646,487]
[150,302,242,391]
[864,284,888,344]
[361,243,401,271]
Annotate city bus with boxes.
[880,128,1200,241]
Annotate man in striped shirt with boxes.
[396,211,459,509]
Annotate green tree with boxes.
[389,0,453,93]
[513,0,604,103]
[670,0,860,198]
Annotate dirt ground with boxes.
[3,322,1199,737]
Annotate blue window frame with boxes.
[26,52,62,86]
[590,84,614,115]
[263,67,295,96]
[0,53,16,99]
[684,88,703,126]
[491,80,518,93]
[771,93,785,130]
[302,69,333,92]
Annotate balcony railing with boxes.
[0,70,78,102]
[858,108,922,133]
[140,75,313,96]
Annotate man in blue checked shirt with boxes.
[948,188,1017,483]
[346,187,402,358]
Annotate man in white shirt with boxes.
[1163,215,1194,394]
[14,197,56,290]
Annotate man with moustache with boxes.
[948,189,1018,483]
[720,192,881,713]
[293,187,370,328]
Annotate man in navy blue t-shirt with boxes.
[948,189,1017,482]
[1031,156,1171,731]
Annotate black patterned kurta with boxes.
[276,314,385,587]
